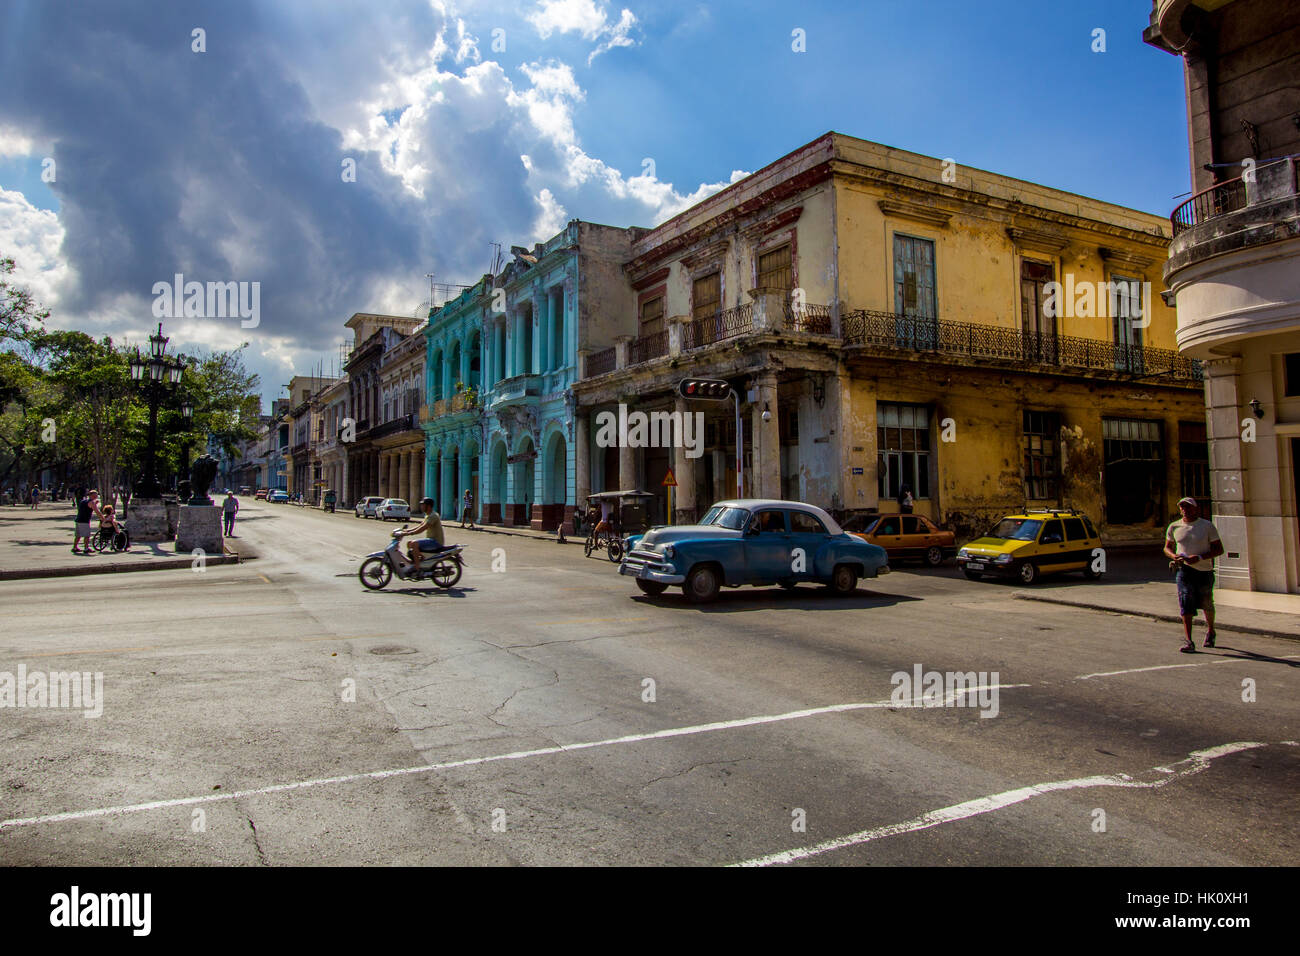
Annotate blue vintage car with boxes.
[619,499,890,603]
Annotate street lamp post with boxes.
[129,322,185,499]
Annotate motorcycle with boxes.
[358,530,465,590]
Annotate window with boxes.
[902,516,922,534]
[894,234,937,349]
[1285,353,1300,396]
[757,244,793,292]
[1020,258,1057,362]
[752,510,787,533]
[1103,418,1164,525]
[639,294,664,336]
[876,517,901,535]
[1023,410,1061,501]
[878,403,931,500]
[1110,275,1145,373]
[789,511,827,535]
[692,272,721,321]
[1063,517,1087,541]
[1040,519,1065,544]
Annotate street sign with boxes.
[663,468,677,487]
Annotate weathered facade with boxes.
[342,313,421,506]
[476,222,637,531]
[373,326,426,506]
[1145,0,1300,592]
[423,277,489,521]
[574,133,1207,540]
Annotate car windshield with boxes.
[987,518,1042,541]
[699,506,750,530]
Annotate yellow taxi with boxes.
[956,509,1104,585]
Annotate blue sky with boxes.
[0,0,1190,407]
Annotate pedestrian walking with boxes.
[1164,497,1224,653]
[30,484,40,510]
[897,484,914,514]
[461,488,474,528]
[73,490,102,555]
[222,490,240,536]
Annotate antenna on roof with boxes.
[489,242,504,278]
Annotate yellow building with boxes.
[574,132,1206,541]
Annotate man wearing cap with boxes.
[1164,497,1224,653]
[73,490,102,555]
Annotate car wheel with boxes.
[925,546,944,567]
[828,564,858,595]
[1083,564,1104,581]
[963,569,983,581]
[636,580,668,596]
[1017,561,1038,585]
[684,565,720,604]
[358,557,392,590]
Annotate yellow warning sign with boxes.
[662,468,678,487]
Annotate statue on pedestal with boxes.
[189,455,219,506]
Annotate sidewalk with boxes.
[0,504,250,580]
[1015,579,1300,642]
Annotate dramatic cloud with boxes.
[0,0,734,402]
[527,0,638,63]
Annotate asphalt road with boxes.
[1,499,1296,866]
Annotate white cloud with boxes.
[532,187,568,240]
[527,0,639,64]
[0,125,36,158]
[0,187,70,315]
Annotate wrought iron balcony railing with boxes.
[684,303,753,350]
[1170,177,1248,236]
[784,302,834,333]
[629,329,668,365]
[587,346,616,377]
[841,310,1202,383]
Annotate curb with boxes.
[0,550,251,581]
[1012,592,1300,642]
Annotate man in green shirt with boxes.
[395,496,445,573]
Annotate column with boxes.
[397,451,409,502]
[618,442,636,493]
[410,448,422,503]
[538,293,550,374]
[441,454,455,519]
[575,412,591,504]
[752,372,780,499]
[674,397,698,523]
[1204,357,1252,590]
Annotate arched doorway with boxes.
[460,436,481,524]
[542,429,568,532]
[510,434,535,527]
[489,439,507,524]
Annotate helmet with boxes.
[420,497,435,508]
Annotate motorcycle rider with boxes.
[394,496,445,575]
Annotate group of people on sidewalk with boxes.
[71,490,126,554]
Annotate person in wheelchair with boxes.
[96,505,127,551]
[395,496,446,570]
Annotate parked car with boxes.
[376,498,410,521]
[843,512,957,567]
[956,509,1104,584]
[255,489,269,500]
[239,486,251,495]
[619,498,889,603]
[268,490,290,503]
[354,496,385,518]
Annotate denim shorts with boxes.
[1176,566,1215,616]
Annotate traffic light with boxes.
[677,378,733,401]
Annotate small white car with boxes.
[354,496,385,518]
[376,498,410,521]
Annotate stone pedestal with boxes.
[127,497,171,543]
[175,505,224,555]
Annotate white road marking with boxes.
[1076,654,1300,681]
[730,741,1272,867]
[0,684,1026,831]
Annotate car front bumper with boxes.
[957,555,1016,576]
[619,550,686,585]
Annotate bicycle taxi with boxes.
[583,490,656,562]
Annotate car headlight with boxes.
[995,554,1014,564]
[663,545,674,558]
[958,548,969,558]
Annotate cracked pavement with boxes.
[1,499,1297,865]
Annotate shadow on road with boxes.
[1211,646,1300,668]
[361,586,479,599]
[631,585,920,613]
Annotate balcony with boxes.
[587,346,616,377]
[628,329,668,365]
[488,374,542,406]
[1171,178,1248,236]
[841,310,1202,384]
[368,413,416,440]
[681,303,753,349]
